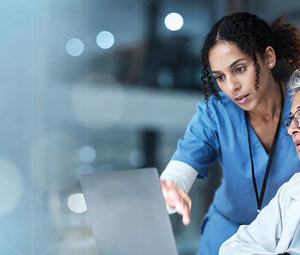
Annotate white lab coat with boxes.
[219,172,300,255]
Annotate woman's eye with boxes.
[236,66,245,73]
[215,75,225,81]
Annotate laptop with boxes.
[79,167,179,255]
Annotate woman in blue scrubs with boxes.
[160,12,300,255]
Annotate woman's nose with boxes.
[227,76,240,92]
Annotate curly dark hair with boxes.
[201,12,300,100]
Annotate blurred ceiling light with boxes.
[96,31,115,49]
[164,12,184,31]
[79,145,97,164]
[0,159,23,215]
[67,193,87,214]
[66,38,84,56]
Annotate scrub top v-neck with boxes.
[172,88,300,224]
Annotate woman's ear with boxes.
[264,46,276,69]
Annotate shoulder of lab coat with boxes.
[219,172,300,255]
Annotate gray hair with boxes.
[288,69,300,100]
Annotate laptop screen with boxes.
[79,167,178,255]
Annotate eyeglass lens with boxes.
[283,110,300,135]
[295,110,300,127]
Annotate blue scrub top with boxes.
[172,88,300,225]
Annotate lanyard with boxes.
[245,83,284,213]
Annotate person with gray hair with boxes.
[219,70,300,255]
[288,69,300,100]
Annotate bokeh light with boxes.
[96,31,115,49]
[164,12,184,31]
[66,38,85,56]
[78,145,97,163]
[67,193,87,214]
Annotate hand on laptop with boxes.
[160,179,191,225]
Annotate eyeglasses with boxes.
[282,109,300,136]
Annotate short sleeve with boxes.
[171,100,220,179]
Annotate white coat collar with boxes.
[286,173,300,200]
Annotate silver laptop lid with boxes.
[79,167,178,255]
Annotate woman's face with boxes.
[208,41,272,111]
[288,90,300,159]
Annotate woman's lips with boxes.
[235,94,249,104]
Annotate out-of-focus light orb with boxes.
[96,31,115,49]
[66,38,84,56]
[67,193,87,214]
[164,12,184,31]
[0,159,23,215]
[79,145,97,163]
